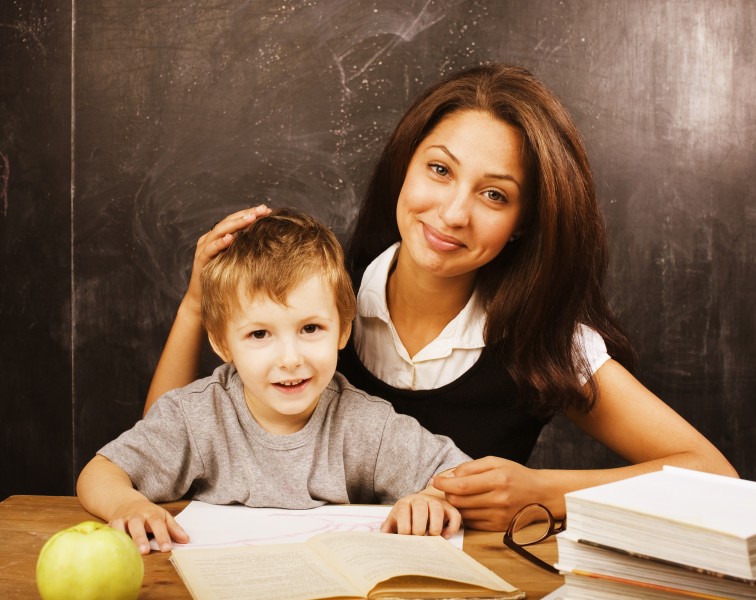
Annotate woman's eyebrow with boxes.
[428,144,461,165]
[427,144,522,189]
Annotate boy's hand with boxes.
[380,492,462,539]
[108,498,189,555]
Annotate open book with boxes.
[171,530,524,600]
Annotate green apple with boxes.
[36,520,144,600]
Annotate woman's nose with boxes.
[437,187,471,228]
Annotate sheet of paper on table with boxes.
[165,501,464,550]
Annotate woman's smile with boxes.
[422,222,466,252]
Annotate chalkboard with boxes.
[1,0,754,500]
[0,0,73,497]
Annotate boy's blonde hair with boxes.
[201,208,356,349]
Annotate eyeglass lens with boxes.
[509,504,555,546]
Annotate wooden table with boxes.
[0,495,563,598]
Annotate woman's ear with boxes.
[208,334,231,363]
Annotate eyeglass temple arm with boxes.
[503,538,560,574]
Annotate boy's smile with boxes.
[275,379,307,389]
[211,274,350,435]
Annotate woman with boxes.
[145,64,736,531]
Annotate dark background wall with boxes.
[1,0,754,500]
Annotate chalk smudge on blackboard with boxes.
[120,2,474,303]
[1,152,9,216]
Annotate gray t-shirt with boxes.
[99,365,471,509]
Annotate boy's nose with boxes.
[278,340,304,369]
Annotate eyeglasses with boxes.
[503,503,565,574]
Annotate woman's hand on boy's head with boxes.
[108,498,190,555]
[380,492,462,539]
[183,204,272,314]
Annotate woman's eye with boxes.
[430,163,449,177]
[302,324,320,334]
[485,189,507,203]
[250,330,268,340]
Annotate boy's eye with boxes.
[249,330,268,340]
[430,163,449,177]
[302,324,320,334]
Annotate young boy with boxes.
[77,208,471,555]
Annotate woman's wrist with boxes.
[531,468,569,519]
[177,290,203,323]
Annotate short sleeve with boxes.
[97,390,202,502]
[372,411,471,502]
[573,324,610,385]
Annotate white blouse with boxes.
[352,243,610,390]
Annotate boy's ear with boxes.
[338,322,352,350]
[208,334,231,363]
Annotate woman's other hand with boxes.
[431,456,548,531]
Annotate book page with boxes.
[170,544,361,600]
[309,531,520,596]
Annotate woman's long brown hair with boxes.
[345,64,635,416]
